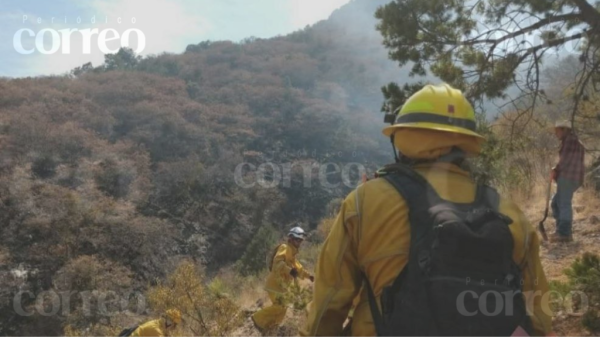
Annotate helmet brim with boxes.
[288,233,305,239]
[382,122,485,140]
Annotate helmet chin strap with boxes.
[390,134,400,163]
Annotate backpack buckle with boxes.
[504,273,518,288]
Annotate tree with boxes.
[185,40,212,53]
[70,62,95,77]
[235,223,279,276]
[103,47,141,71]
[380,81,425,114]
[375,0,600,121]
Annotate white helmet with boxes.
[288,226,305,239]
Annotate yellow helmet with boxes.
[382,83,484,140]
[165,309,182,325]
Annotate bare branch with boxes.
[517,32,586,65]
[465,13,581,46]
[571,44,600,132]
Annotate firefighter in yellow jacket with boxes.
[302,84,554,336]
[252,227,314,331]
[131,309,181,336]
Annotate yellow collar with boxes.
[286,242,298,256]
[413,161,471,177]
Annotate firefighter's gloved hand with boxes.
[309,275,314,283]
[290,268,298,278]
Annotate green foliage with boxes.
[375,0,597,104]
[468,119,508,186]
[185,40,213,53]
[548,280,573,314]
[549,280,572,297]
[186,81,201,99]
[103,47,141,71]
[70,62,95,77]
[281,280,313,311]
[560,253,600,333]
[380,81,425,114]
[236,224,280,276]
[207,277,232,298]
[582,309,600,334]
[565,253,600,303]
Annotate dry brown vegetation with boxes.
[0,2,399,334]
[1,0,600,335]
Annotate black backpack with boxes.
[364,165,532,336]
[266,243,284,272]
[117,325,139,337]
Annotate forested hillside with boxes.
[0,1,415,334]
[2,0,600,335]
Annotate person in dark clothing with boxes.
[551,120,585,243]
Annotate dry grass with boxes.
[145,261,243,336]
[524,184,600,277]
[216,267,270,310]
[574,186,600,220]
[518,180,600,335]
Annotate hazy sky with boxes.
[0,0,351,77]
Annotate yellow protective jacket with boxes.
[266,243,311,294]
[131,319,166,337]
[302,162,552,336]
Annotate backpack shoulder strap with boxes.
[470,183,500,209]
[382,166,442,242]
[363,165,436,335]
[268,243,284,271]
[118,324,139,337]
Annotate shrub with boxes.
[146,260,243,336]
[94,158,134,199]
[56,256,133,334]
[281,280,313,311]
[236,223,279,276]
[31,154,57,179]
[469,119,508,186]
[563,253,600,333]
[565,253,600,304]
[582,309,600,334]
[548,280,573,314]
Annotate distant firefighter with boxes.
[252,226,314,332]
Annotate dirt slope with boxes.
[526,186,600,336]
